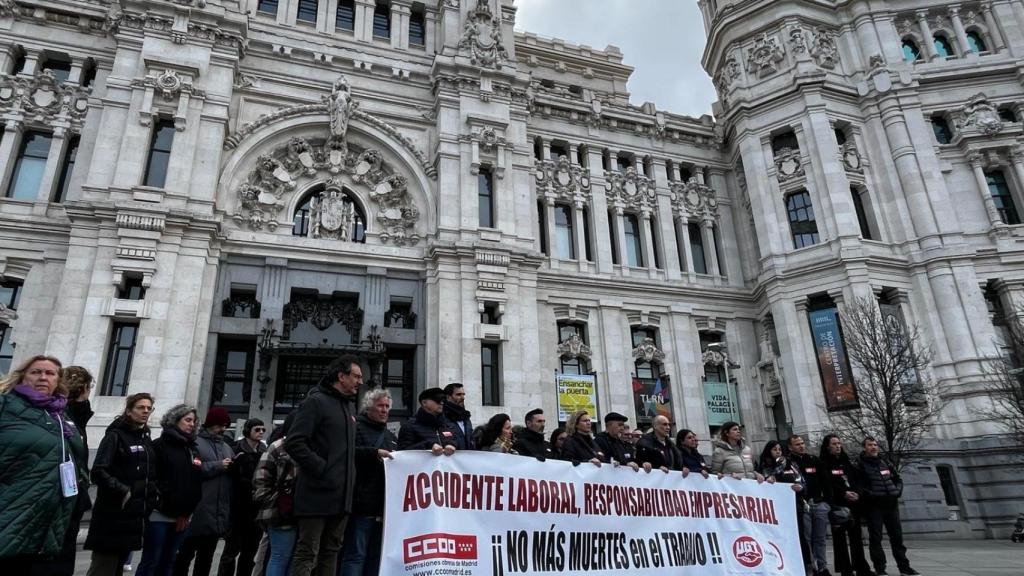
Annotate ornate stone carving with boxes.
[868,54,886,70]
[0,70,91,126]
[896,18,913,36]
[310,183,360,240]
[604,167,656,212]
[235,154,296,231]
[773,147,804,182]
[0,302,18,325]
[535,156,591,206]
[958,93,1003,136]
[669,178,718,220]
[0,0,17,18]
[325,74,356,144]
[789,28,807,53]
[747,33,785,77]
[810,27,840,69]
[458,0,508,68]
[839,141,863,173]
[282,295,363,339]
[558,332,592,361]
[370,173,421,246]
[632,337,665,364]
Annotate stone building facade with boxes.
[0,0,1020,537]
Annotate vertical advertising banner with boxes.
[556,374,597,422]
[807,307,859,410]
[384,451,805,576]
[703,381,741,426]
[632,375,672,425]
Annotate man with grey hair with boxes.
[337,388,397,576]
[635,415,681,471]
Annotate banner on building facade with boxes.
[703,381,741,426]
[632,375,672,425]
[383,451,804,576]
[807,306,859,410]
[556,374,597,422]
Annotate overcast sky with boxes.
[514,0,717,119]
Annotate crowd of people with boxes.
[0,353,916,576]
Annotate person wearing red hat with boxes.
[172,407,233,576]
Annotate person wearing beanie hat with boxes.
[137,404,202,576]
[173,407,234,576]
[398,387,459,454]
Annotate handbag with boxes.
[829,505,852,527]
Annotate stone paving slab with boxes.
[71,538,1023,575]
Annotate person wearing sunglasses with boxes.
[217,418,268,576]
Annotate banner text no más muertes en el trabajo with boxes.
[383,451,804,576]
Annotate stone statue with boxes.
[326,75,355,142]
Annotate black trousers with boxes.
[865,503,910,572]
[216,522,261,576]
[172,534,221,576]
[833,512,871,575]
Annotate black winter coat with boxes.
[189,429,234,536]
[286,383,357,517]
[398,408,458,450]
[512,428,553,460]
[352,414,398,517]
[85,418,157,553]
[230,438,266,523]
[789,452,832,502]
[635,434,681,470]
[821,452,861,509]
[679,446,709,474]
[151,426,203,519]
[561,433,606,463]
[856,454,902,505]
[595,432,636,465]
[442,401,474,450]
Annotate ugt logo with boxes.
[403,533,478,564]
[732,536,763,568]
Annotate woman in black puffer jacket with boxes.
[136,404,203,576]
[820,434,872,576]
[85,393,158,576]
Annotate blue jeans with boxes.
[801,500,831,572]
[265,526,298,576]
[136,520,188,576]
[337,515,383,576]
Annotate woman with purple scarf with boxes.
[0,354,90,572]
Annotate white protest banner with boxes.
[383,451,804,576]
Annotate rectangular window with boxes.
[985,171,1021,225]
[558,323,588,374]
[481,343,501,406]
[549,142,569,161]
[143,119,175,188]
[582,207,592,261]
[786,190,820,248]
[373,1,391,38]
[7,131,52,200]
[336,0,355,30]
[257,0,279,15]
[0,279,22,375]
[650,215,662,269]
[53,136,79,203]
[480,302,500,325]
[623,213,644,267]
[211,337,256,422]
[631,326,660,379]
[478,167,495,228]
[608,212,619,264]
[102,322,139,396]
[537,201,548,255]
[688,222,708,274]
[554,204,575,259]
[699,331,726,382]
[851,187,874,239]
[296,0,318,23]
[384,346,415,416]
[713,224,725,276]
[42,56,72,83]
[117,276,146,300]
[409,7,425,45]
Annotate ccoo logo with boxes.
[403,533,478,564]
[732,536,763,568]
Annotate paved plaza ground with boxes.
[68,537,1022,576]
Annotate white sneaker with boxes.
[123,565,133,573]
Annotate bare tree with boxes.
[828,296,947,472]
[979,306,1024,445]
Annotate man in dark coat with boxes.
[512,408,552,460]
[399,387,458,453]
[442,382,474,449]
[338,387,399,576]
[285,355,361,576]
[788,434,834,576]
[857,437,918,576]
[594,412,636,466]
[635,415,681,470]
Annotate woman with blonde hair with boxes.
[559,410,605,465]
[0,354,89,572]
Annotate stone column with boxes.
[916,10,939,60]
[968,151,1004,227]
[639,210,657,274]
[702,218,721,279]
[0,120,23,196]
[391,0,411,50]
[573,202,589,271]
[675,216,695,281]
[613,208,627,274]
[424,8,437,53]
[982,2,1007,52]
[35,130,68,203]
[1010,146,1024,211]
[544,200,557,261]
[16,51,39,77]
[657,194,681,280]
[355,0,376,42]
[949,6,973,56]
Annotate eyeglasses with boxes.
[253,427,266,433]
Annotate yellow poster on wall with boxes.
[556,374,597,422]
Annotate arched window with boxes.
[966,31,986,53]
[292,185,367,242]
[901,38,921,62]
[933,34,955,58]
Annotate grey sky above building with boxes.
[515,0,717,118]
